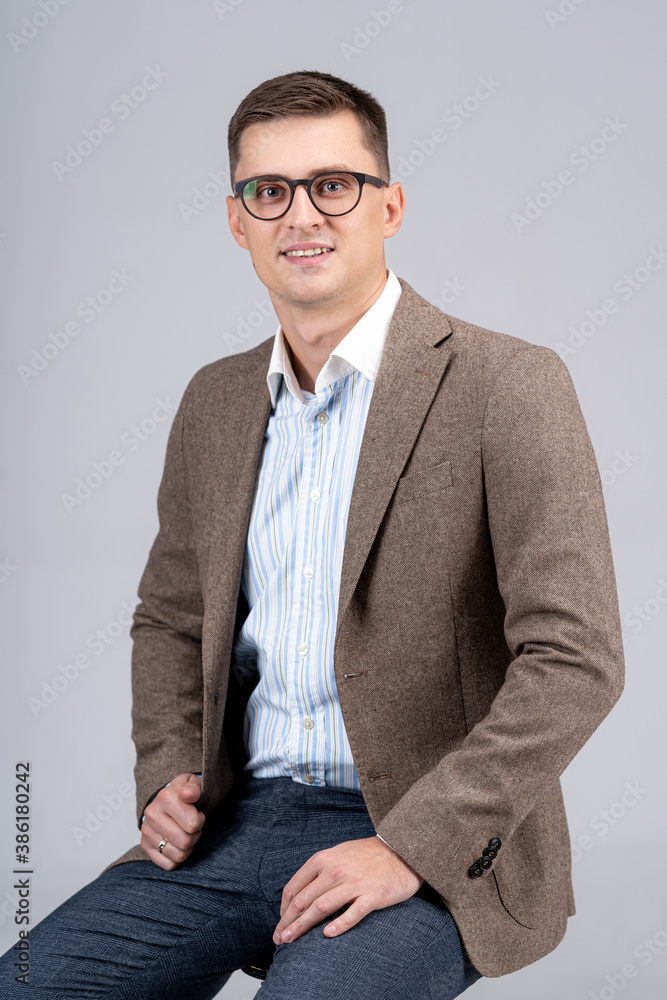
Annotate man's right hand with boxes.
[140,773,205,870]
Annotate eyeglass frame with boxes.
[232,170,389,220]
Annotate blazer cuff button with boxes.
[468,862,484,878]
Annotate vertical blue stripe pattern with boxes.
[231,270,402,791]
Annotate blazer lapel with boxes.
[335,278,454,633]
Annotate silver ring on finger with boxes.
[158,838,168,854]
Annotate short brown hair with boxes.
[227,70,390,188]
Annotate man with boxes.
[1,70,624,997]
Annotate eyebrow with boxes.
[247,164,355,179]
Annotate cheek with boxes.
[348,214,384,250]
[243,231,274,265]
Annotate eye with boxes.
[257,184,286,200]
[244,177,289,202]
[315,174,353,196]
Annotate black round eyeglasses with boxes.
[233,171,389,220]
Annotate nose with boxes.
[285,182,324,227]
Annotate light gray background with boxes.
[1,1,666,996]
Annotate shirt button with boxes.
[303,566,314,579]
[310,488,321,502]
[303,774,315,784]
[317,412,328,424]
[297,643,308,656]
[303,717,314,730]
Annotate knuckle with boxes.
[376,884,390,903]
[313,897,329,915]
[292,896,306,913]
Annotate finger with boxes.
[151,788,206,837]
[142,801,202,851]
[140,820,182,871]
[141,815,199,863]
[175,774,203,801]
[279,854,324,919]
[146,813,202,858]
[142,838,180,872]
[321,895,374,937]
[142,835,188,869]
[275,867,346,941]
[172,771,202,788]
[141,818,189,865]
[275,888,364,944]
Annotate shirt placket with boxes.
[285,383,339,786]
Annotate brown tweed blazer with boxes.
[103,277,624,978]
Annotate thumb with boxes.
[178,774,202,800]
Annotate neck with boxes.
[274,269,388,394]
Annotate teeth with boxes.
[284,248,333,257]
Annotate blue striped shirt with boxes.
[231,269,403,792]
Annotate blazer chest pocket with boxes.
[393,460,454,505]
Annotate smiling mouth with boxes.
[282,248,334,257]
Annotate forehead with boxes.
[236,111,372,176]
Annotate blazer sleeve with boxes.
[129,378,205,829]
[375,344,625,909]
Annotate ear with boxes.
[383,182,404,239]
[226,194,249,250]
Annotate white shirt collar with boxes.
[267,268,402,407]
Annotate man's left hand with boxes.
[272,836,423,945]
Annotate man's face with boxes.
[226,111,403,309]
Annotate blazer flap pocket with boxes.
[394,460,453,505]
